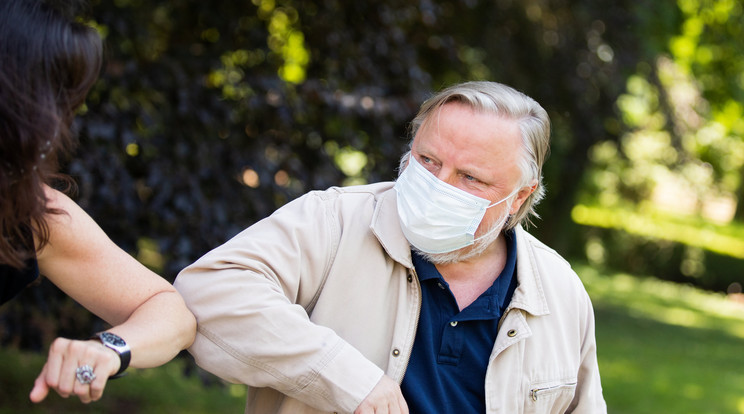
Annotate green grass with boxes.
[576,263,744,414]
[0,352,245,413]
[2,265,743,413]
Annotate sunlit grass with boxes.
[576,262,744,414]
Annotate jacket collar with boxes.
[370,184,549,317]
[370,185,414,269]
[510,225,551,317]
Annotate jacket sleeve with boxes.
[568,289,608,413]
[173,191,384,412]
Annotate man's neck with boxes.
[434,235,508,310]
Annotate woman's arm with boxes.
[29,187,196,403]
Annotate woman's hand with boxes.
[29,337,120,404]
[29,188,196,404]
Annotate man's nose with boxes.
[434,167,458,187]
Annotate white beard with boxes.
[413,208,511,265]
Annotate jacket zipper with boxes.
[530,382,578,401]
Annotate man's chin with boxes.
[413,242,487,265]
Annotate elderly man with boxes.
[174,81,606,413]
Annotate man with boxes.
[174,81,606,413]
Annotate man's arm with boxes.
[174,191,386,412]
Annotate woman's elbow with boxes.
[167,292,197,350]
[179,307,197,349]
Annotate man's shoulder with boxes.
[298,182,396,213]
[314,181,395,200]
[268,181,395,227]
[276,182,394,214]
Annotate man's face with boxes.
[409,101,533,238]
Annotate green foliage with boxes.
[6,0,740,354]
[572,206,744,292]
[573,204,744,259]
[62,0,646,282]
[576,0,744,290]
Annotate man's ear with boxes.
[509,180,537,215]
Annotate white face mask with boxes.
[394,156,517,254]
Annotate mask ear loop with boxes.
[473,197,514,243]
[486,186,521,209]
[473,186,523,243]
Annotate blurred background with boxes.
[1,0,743,412]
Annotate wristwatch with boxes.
[92,331,131,378]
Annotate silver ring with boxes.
[75,365,96,385]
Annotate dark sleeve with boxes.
[0,258,39,305]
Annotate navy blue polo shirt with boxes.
[401,230,518,413]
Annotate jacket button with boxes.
[407,275,413,283]
[392,348,401,357]
[507,329,517,337]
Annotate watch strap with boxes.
[91,332,131,379]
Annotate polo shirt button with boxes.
[507,329,517,337]
[392,348,401,357]
[450,321,458,327]
[437,282,445,289]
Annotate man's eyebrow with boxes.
[412,148,437,161]
[456,165,487,180]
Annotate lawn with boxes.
[2,264,743,413]
[576,263,744,414]
[0,352,245,413]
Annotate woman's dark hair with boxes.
[0,0,102,268]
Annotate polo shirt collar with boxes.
[411,229,518,319]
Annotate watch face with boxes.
[100,332,126,347]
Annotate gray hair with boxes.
[399,81,551,230]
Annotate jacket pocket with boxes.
[525,380,577,414]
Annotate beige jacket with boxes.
[174,182,606,414]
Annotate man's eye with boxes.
[464,175,477,182]
[421,156,432,164]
